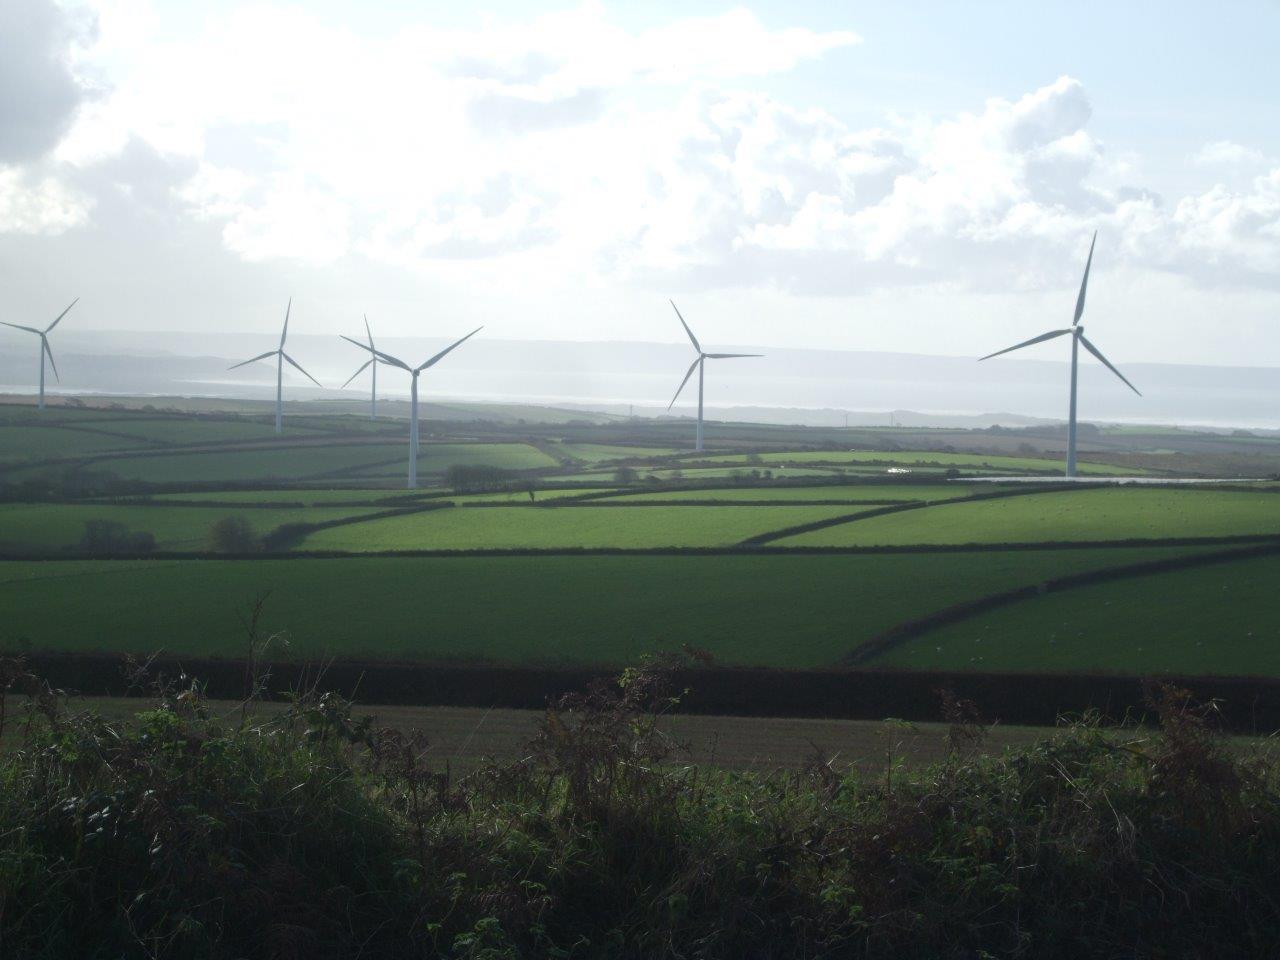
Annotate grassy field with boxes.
[0,503,384,551]
[85,441,556,483]
[555,443,681,461]
[605,483,986,502]
[0,548,1200,666]
[298,503,866,550]
[146,489,413,504]
[873,552,1280,676]
[0,425,151,461]
[698,449,1144,475]
[777,487,1280,546]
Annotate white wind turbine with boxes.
[1,298,78,410]
[341,315,382,420]
[341,326,483,488]
[228,298,322,434]
[979,232,1141,477]
[666,300,761,452]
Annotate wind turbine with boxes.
[341,315,382,420]
[666,300,760,452]
[979,232,1141,478]
[341,326,483,488]
[1,298,78,410]
[228,298,322,434]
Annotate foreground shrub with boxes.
[1,667,1278,959]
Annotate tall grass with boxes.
[1,655,1278,958]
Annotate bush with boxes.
[613,466,638,484]
[78,519,155,554]
[1,670,1278,959]
[209,515,258,553]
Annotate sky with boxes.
[2,0,1280,368]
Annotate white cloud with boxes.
[14,3,1280,301]
[0,166,92,234]
[1193,140,1264,166]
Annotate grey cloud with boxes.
[0,0,95,162]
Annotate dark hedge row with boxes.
[21,652,1280,731]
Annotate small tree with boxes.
[613,466,638,484]
[210,516,258,553]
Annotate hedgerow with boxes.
[1,657,1278,959]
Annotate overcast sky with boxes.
[2,0,1279,367]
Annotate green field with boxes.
[147,489,412,504]
[0,426,149,461]
[777,487,1280,546]
[606,483,986,502]
[697,449,1143,475]
[556,443,680,461]
[84,441,555,483]
[299,503,865,550]
[873,552,1280,676]
[0,548,1198,666]
[4,403,1277,680]
[0,503,384,551]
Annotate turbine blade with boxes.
[280,297,292,348]
[228,350,279,370]
[417,326,483,371]
[340,334,411,371]
[670,300,701,353]
[282,351,323,388]
[1079,334,1141,396]
[45,297,79,333]
[704,353,762,359]
[1073,231,1096,326]
[978,329,1071,361]
[667,357,700,410]
[0,321,42,335]
[364,313,374,348]
[341,359,373,388]
[43,337,59,382]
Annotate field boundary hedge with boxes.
[259,502,455,550]
[847,541,1280,665]
[740,483,1082,545]
[18,653,1280,730]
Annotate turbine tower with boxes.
[341,315,381,420]
[341,326,483,488]
[228,298,322,434]
[666,300,760,452]
[979,233,1141,478]
[1,298,78,410]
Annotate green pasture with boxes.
[0,547,1202,667]
[81,418,322,445]
[555,443,680,461]
[83,441,555,483]
[0,426,150,461]
[871,552,1280,676]
[696,449,1141,475]
[297,504,865,550]
[145,489,411,504]
[0,503,383,552]
[604,483,988,503]
[776,487,1280,547]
